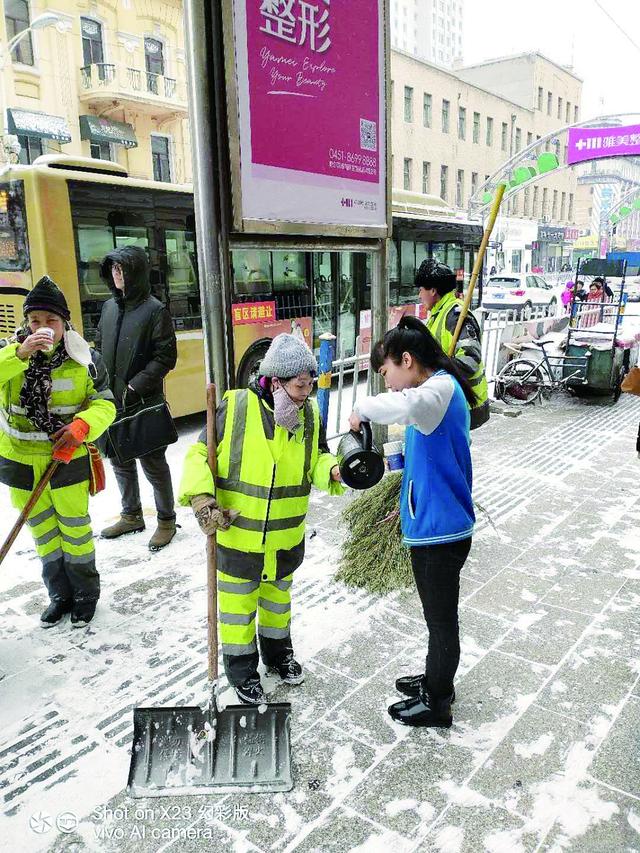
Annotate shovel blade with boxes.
[127,703,293,797]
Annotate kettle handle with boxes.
[360,420,373,452]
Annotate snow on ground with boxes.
[1,390,640,852]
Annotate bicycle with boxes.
[495,339,591,405]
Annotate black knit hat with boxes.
[23,276,71,321]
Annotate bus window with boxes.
[0,181,30,272]
[338,252,356,357]
[232,249,272,297]
[76,224,113,298]
[312,252,334,347]
[165,228,200,331]
[415,242,429,271]
[114,226,148,250]
[273,251,306,292]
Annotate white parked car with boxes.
[481,273,560,318]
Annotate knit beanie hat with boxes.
[259,333,318,379]
[23,276,71,321]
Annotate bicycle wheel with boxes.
[495,359,545,405]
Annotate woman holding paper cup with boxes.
[0,277,115,628]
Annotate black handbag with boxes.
[107,397,178,465]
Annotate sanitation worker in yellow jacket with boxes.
[0,277,116,628]
[179,333,344,705]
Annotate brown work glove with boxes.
[190,494,239,535]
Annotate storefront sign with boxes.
[537,226,564,243]
[231,300,277,325]
[567,124,640,166]
[225,0,388,236]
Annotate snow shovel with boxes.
[127,383,293,798]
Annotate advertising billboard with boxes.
[224,0,389,237]
[567,124,640,166]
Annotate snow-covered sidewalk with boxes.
[1,392,640,853]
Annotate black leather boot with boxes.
[395,673,456,703]
[388,687,453,728]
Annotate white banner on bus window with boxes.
[228,0,388,235]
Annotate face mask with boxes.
[64,329,96,376]
[273,385,302,432]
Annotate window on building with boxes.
[486,116,493,146]
[151,135,172,183]
[81,18,104,67]
[557,97,563,120]
[423,92,432,127]
[456,169,464,207]
[442,99,450,133]
[17,135,43,164]
[537,86,543,110]
[524,187,531,217]
[145,37,165,95]
[515,127,522,152]
[560,191,566,221]
[90,141,112,161]
[501,122,508,152]
[533,186,539,216]
[547,91,552,115]
[566,101,571,123]
[574,105,579,122]
[552,190,558,220]
[440,164,448,201]
[471,171,478,197]
[422,161,431,194]
[4,0,34,65]
[563,144,568,163]
[527,131,533,148]
[472,112,480,143]
[403,157,413,191]
[568,193,574,221]
[542,187,549,216]
[404,86,414,122]
[485,174,490,183]
[458,106,466,140]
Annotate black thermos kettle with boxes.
[336,421,385,490]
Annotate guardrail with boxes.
[318,334,372,441]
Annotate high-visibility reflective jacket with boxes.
[0,341,116,490]
[427,291,489,429]
[179,387,343,580]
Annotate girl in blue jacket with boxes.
[349,315,477,728]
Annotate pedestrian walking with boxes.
[97,247,178,551]
[0,277,116,627]
[349,316,475,727]
[416,259,490,429]
[179,333,344,705]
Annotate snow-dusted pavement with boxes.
[1,391,640,853]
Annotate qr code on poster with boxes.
[360,118,377,151]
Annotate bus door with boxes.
[312,251,335,352]
[337,251,357,358]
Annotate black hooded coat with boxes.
[96,246,177,411]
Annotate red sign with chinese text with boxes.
[231,301,277,326]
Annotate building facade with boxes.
[391,0,463,68]
[0,0,191,184]
[391,50,583,272]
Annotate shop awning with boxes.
[79,115,138,149]
[7,108,72,143]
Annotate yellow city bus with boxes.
[0,156,483,416]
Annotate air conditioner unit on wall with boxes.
[542,215,551,223]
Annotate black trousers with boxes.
[111,448,175,521]
[410,537,472,698]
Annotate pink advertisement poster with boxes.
[230,0,387,232]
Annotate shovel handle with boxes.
[0,460,60,567]
[206,384,218,683]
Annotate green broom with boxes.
[336,185,506,594]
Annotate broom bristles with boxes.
[336,472,413,594]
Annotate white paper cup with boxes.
[40,327,55,352]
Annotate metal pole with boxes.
[370,238,388,444]
[184,0,228,392]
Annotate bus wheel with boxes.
[236,340,272,388]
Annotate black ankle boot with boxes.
[395,673,456,703]
[388,688,453,728]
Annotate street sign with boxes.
[567,124,640,166]
[223,0,389,237]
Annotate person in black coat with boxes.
[96,246,178,550]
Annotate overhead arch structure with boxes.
[467,112,640,221]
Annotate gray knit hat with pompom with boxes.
[259,333,318,379]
